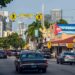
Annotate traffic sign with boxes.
[47,41,51,48]
[36,13,42,21]
[9,13,17,21]
[66,43,73,48]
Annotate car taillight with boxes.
[45,60,48,64]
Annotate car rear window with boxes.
[64,53,75,56]
[20,53,44,59]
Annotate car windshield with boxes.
[20,53,44,59]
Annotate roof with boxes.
[20,50,40,54]
[51,35,75,43]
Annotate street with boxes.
[0,57,75,75]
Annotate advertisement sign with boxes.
[35,29,39,37]
[66,43,73,48]
[47,41,51,48]
[58,24,75,34]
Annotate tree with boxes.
[25,21,42,42]
[2,37,10,50]
[8,33,20,49]
[8,33,25,50]
[25,20,50,42]
[57,19,68,24]
[19,38,25,50]
[0,37,10,50]
[0,0,13,8]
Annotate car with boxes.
[39,48,51,59]
[57,51,75,65]
[14,50,48,73]
[7,50,21,56]
[0,50,7,58]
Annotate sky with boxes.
[0,0,75,31]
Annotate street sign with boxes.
[66,43,73,48]
[9,13,17,21]
[47,41,51,48]
[35,29,39,37]
[36,13,42,21]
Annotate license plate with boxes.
[31,65,37,68]
[31,63,37,68]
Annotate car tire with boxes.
[42,68,47,73]
[17,68,22,73]
[70,63,72,65]
[57,60,59,64]
[60,61,63,64]
[15,67,18,72]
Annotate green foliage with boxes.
[25,20,50,42]
[8,33,20,49]
[25,21,42,41]
[19,38,25,49]
[0,0,13,8]
[0,37,10,49]
[0,33,25,50]
[57,19,68,24]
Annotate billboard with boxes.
[58,24,75,34]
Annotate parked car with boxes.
[6,50,21,56]
[57,51,75,65]
[39,48,51,59]
[14,50,48,73]
[0,50,7,58]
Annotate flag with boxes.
[54,23,62,35]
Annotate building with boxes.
[45,14,51,23]
[17,22,27,39]
[49,24,75,56]
[0,11,12,37]
[51,9,62,22]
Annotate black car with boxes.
[57,51,75,65]
[39,48,51,59]
[14,50,48,73]
[0,50,7,58]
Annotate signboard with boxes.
[35,29,39,37]
[58,24,75,34]
[66,43,73,48]
[47,41,51,48]
[36,13,42,21]
[18,14,33,18]
[9,13,17,21]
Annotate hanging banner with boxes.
[35,29,39,37]
[18,14,33,18]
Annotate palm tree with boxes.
[25,20,50,43]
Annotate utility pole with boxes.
[42,3,45,27]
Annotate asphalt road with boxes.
[0,57,75,75]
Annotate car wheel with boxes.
[57,60,59,64]
[70,63,72,65]
[15,66,18,72]
[60,61,63,64]
[42,68,47,73]
[17,68,22,73]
